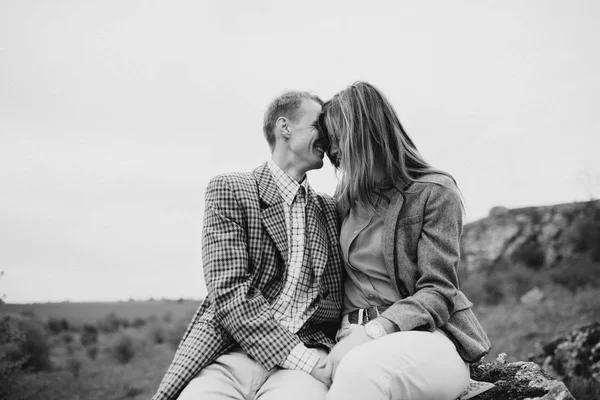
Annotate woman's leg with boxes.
[327,330,469,400]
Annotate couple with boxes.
[153,82,491,400]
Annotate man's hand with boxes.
[326,326,371,380]
[310,356,333,387]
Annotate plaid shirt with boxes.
[267,160,320,373]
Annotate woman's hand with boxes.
[310,356,333,387]
[326,326,372,380]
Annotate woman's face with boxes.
[317,112,341,168]
[327,133,341,168]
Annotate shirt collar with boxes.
[267,159,309,206]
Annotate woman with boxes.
[318,82,491,400]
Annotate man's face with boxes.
[286,99,327,172]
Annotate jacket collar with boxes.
[252,162,326,274]
[253,162,323,212]
[254,162,282,208]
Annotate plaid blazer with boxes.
[152,163,344,400]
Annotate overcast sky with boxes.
[1,0,599,303]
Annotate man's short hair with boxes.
[263,91,324,151]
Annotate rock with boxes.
[529,322,600,384]
[489,206,510,217]
[470,354,574,399]
[461,199,600,273]
[520,287,544,305]
[460,216,522,273]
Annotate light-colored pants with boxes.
[177,346,328,400]
[327,316,470,400]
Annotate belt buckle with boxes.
[356,306,381,325]
[367,306,380,323]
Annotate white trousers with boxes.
[327,318,470,400]
[177,346,328,400]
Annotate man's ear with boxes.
[276,117,291,140]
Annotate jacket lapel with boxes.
[305,187,328,281]
[382,190,405,294]
[254,163,288,264]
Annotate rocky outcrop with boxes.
[529,322,600,385]
[470,354,574,400]
[460,200,600,274]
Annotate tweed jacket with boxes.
[342,174,491,363]
[152,163,344,400]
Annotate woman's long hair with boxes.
[322,81,456,215]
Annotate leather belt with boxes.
[347,305,389,325]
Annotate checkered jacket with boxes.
[152,163,344,400]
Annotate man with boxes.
[153,91,343,400]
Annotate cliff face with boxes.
[455,200,600,399]
[460,200,600,274]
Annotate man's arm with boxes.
[202,175,302,371]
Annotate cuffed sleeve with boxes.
[280,343,321,373]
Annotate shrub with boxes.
[19,310,35,318]
[123,384,144,397]
[148,323,166,344]
[65,343,75,356]
[461,261,545,306]
[462,271,505,306]
[46,318,70,335]
[567,376,600,400]
[579,220,600,262]
[0,316,28,398]
[80,324,99,347]
[86,345,99,360]
[66,357,82,378]
[97,313,122,334]
[12,317,52,371]
[563,206,600,261]
[549,256,600,292]
[511,241,545,269]
[132,317,147,329]
[61,331,75,344]
[163,312,173,323]
[111,333,135,364]
[167,319,190,350]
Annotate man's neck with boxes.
[271,154,307,183]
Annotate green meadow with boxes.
[2,279,600,399]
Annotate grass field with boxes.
[2,286,599,399]
[0,300,201,325]
[11,340,175,400]
[475,285,600,361]
[1,300,200,400]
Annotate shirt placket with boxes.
[288,187,305,331]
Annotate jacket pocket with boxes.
[397,214,422,227]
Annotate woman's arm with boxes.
[380,181,463,332]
